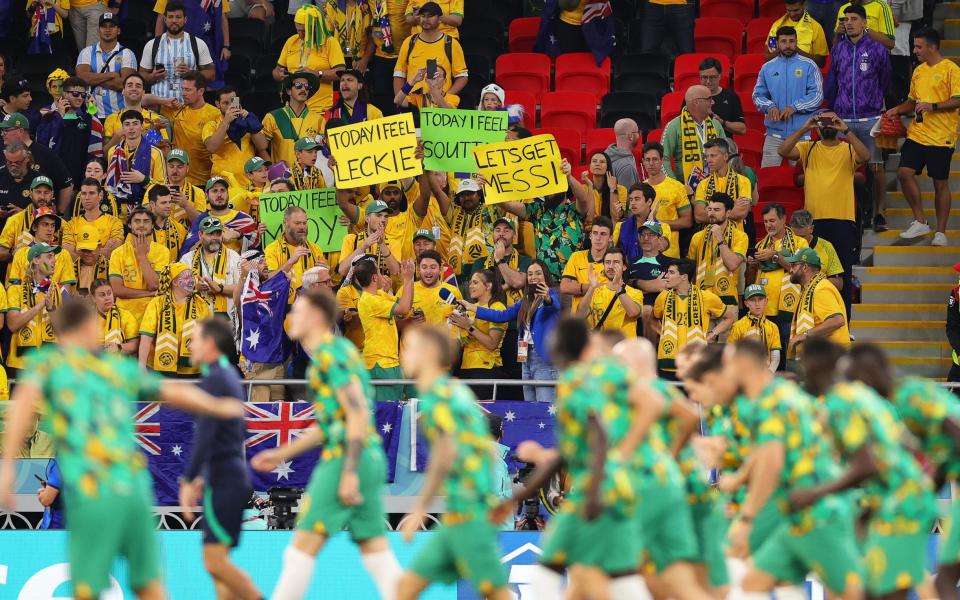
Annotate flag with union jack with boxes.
[104,144,132,201]
[240,271,290,364]
[180,210,261,259]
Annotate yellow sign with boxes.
[327,113,422,188]
[472,135,568,204]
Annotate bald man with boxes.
[606,118,642,188]
[661,85,727,191]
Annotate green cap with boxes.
[413,228,436,242]
[640,221,663,236]
[27,243,58,262]
[244,156,272,173]
[492,217,516,231]
[365,200,390,215]
[205,176,229,192]
[166,149,189,164]
[0,113,29,130]
[744,284,767,300]
[294,137,321,151]
[30,176,54,190]
[785,247,822,268]
[199,216,224,233]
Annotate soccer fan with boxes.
[178,317,262,600]
[73,158,119,218]
[202,88,269,190]
[615,185,670,264]
[109,206,171,322]
[582,152,626,221]
[834,0,896,49]
[182,176,258,256]
[393,2,468,100]
[0,142,50,214]
[251,290,402,600]
[397,250,461,327]
[397,324,510,600]
[395,64,460,109]
[421,176,501,279]
[62,178,124,261]
[35,77,104,191]
[290,137,327,191]
[6,207,75,288]
[162,70,221,187]
[73,226,111,295]
[224,156,272,222]
[139,262,212,376]
[1,113,75,212]
[766,0,829,66]
[753,27,824,167]
[0,297,244,600]
[688,193,748,311]
[105,110,167,208]
[788,210,844,290]
[91,278,139,354]
[365,0,411,112]
[785,248,850,358]
[101,74,170,151]
[641,143,692,254]
[180,217,241,319]
[325,1,372,68]
[160,148,206,227]
[661,86,726,193]
[139,1,217,100]
[0,175,58,262]
[560,215,614,312]
[641,0,694,54]
[146,184,189,262]
[575,247,644,338]
[266,205,328,304]
[472,218,529,304]
[448,268,507,398]
[693,139,753,226]
[604,118,642,189]
[262,71,326,169]
[727,284,782,371]
[699,58,746,136]
[626,221,670,343]
[75,13,138,120]
[273,5,346,114]
[338,200,401,280]
[152,0,231,85]
[405,0,463,37]
[5,244,64,371]
[886,27,960,247]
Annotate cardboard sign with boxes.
[327,113,422,187]
[421,108,508,172]
[258,188,348,252]
[472,134,568,204]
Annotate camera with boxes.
[513,461,545,531]
[266,487,303,530]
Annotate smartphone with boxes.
[230,96,241,110]
[426,59,437,81]
[34,474,46,487]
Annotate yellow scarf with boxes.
[660,286,705,361]
[153,266,202,373]
[747,315,771,358]
[292,163,325,191]
[449,205,490,274]
[74,254,109,293]
[757,228,802,313]
[72,192,119,219]
[679,108,721,184]
[702,168,741,202]
[102,304,125,347]
[156,219,183,258]
[17,276,61,350]
[790,272,826,356]
[191,247,229,314]
[328,0,368,57]
[696,220,736,297]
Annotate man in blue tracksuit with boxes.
[825,4,892,231]
[753,25,825,167]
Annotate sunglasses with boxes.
[291,82,311,90]
[66,90,87,98]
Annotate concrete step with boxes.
[861,230,960,250]
[874,340,955,360]
[852,303,944,321]
[885,193,939,208]
[850,319,946,341]
[884,208,960,229]
[935,3,960,22]
[853,266,957,284]
[890,356,953,379]
[873,246,959,267]
[861,282,954,303]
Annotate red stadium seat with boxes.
[586,128,616,158]
[646,128,663,143]
[758,0,784,18]
[758,166,804,208]
[508,17,540,53]
[555,53,612,103]
[733,54,766,95]
[660,91,684,128]
[673,53,730,92]
[540,91,597,132]
[738,91,766,131]
[745,17,778,54]
[695,18,745,59]
[496,53,551,101]
[504,89,536,127]
[699,0,754,25]
[733,130,764,172]
[533,127,583,166]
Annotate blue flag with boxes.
[183,0,227,86]
[239,271,291,364]
[535,0,615,65]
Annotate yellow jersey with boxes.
[394,32,468,95]
[357,288,401,368]
[261,105,326,168]
[906,58,960,148]
[459,300,506,370]
[584,285,645,338]
[264,237,328,304]
[161,102,222,187]
[276,34,346,113]
[107,238,170,321]
[646,176,691,259]
[561,249,607,313]
[405,0,463,37]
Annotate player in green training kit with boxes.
[251,289,402,600]
[0,298,244,600]
[397,325,510,600]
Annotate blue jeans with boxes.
[522,349,557,403]
[641,2,694,55]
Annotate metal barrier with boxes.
[238,378,559,401]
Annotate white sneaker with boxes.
[932,232,948,246]
[900,220,932,239]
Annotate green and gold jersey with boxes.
[308,335,380,461]
[891,377,960,482]
[706,397,754,509]
[418,375,498,517]
[653,379,714,505]
[20,345,162,503]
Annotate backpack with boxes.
[403,32,453,70]
[150,32,201,71]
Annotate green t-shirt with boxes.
[654,379,714,505]
[418,375,498,517]
[308,335,379,460]
[892,377,960,481]
[526,198,584,281]
[20,345,162,504]
[706,396,754,508]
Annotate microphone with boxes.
[438,287,456,305]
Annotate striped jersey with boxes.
[76,43,139,118]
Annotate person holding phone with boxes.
[36,77,105,197]
[139,1,217,101]
[393,2,468,100]
[38,458,64,529]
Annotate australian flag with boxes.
[104,144,132,201]
[184,0,227,86]
[239,271,291,365]
[535,0,615,65]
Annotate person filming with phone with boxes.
[37,458,64,530]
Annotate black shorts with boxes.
[899,138,954,180]
[202,485,251,547]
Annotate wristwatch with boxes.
[933,102,940,111]
[468,326,476,334]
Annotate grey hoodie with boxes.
[605,143,640,189]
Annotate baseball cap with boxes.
[294,137,321,151]
[785,247,822,268]
[199,216,224,233]
[27,243,59,262]
[456,179,481,195]
[0,112,30,130]
[30,176,54,190]
[205,176,229,191]
[244,156,272,173]
[365,200,390,215]
[492,217,516,231]
[166,149,190,164]
[76,225,99,251]
[98,12,119,26]
[744,284,767,300]
[380,180,402,191]
[413,228,436,242]
[418,1,443,15]
[640,221,663,236]
[1,81,29,100]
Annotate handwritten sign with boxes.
[327,112,422,188]
[472,134,568,204]
[421,108,508,172]
[259,188,348,252]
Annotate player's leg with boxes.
[351,446,402,600]
[123,490,167,600]
[270,530,328,600]
[201,486,262,600]
[203,544,261,600]
[568,565,611,600]
[398,525,457,600]
[639,484,711,600]
[937,491,960,600]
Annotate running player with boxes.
[178,317,262,600]
[0,298,244,600]
[251,289,401,600]
[396,324,510,600]
[845,343,960,600]
[798,339,937,600]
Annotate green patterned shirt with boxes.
[20,346,161,503]
[526,198,584,280]
[653,380,715,504]
[891,377,960,481]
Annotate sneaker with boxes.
[899,220,931,239]
[932,232,948,246]
[873,213,888,232]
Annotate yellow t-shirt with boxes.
[811,237,844,278]
[590,184,627,223]
[558,0,587,24]
[753,234,809,316]
[653,288,727,370]
[398,281,461,325]
[404,91,461,109]
[276,34,346,113]
[326,0,374,59]
[727,315,782,355]
[161,103,222,187]
[5,284,56,369]
[98,307,139,346]
[0,209,36,253]
[138,294,211,375]
[561,250,607,313]
[796,141,860,222]
[768,12,828,57]
[337,283,364,351]
[357,288,400,368]
[907,59,960,148]
[646,176,691,259]
[201,116,257,188]
[7,247,77,287]
[460,300,506,369]
[264,237,328,304]
[405,0,463,37]
[261,105,326,168]
[584,285,645,338]
[108,239,170,321]
[103,109,170,144]
[354,186,448,263]
[153,218,188,263]
[694,172,752,233]
[145,182,207,228]
[393,32,468,95]
[792,278,850,348]
[835,0,895,40]
[687,227,749,303]
[62,214,124,250]
[368,0,411,59]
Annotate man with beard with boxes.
[102,73,171,151]
[181,176,257,257]
[338,200,401,283]
[753,27,824,167]
[62,178,124,262]
[161,71,221,187]
[0,142,47,217]
[147,184,189,262]
[327,68,384,125]
[263,72,326,169]
[576,247,644,337]
[425,177,500,278]
[788,210,843,291]
[660,86,726,193]
[687,193,748,313]
[397,250,461,329]
[75,13,138,119]
[6,207,76,289]
[0,175,58,263]
[266,205,327,307]
[180,217,241,319]
[1,114,74,213]
[140,1,216,101]
[692,139,752,228]
[784,248,849,360]
[109,206,171,322]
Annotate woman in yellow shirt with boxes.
[449,268,506,400]
[582,152,626,223]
